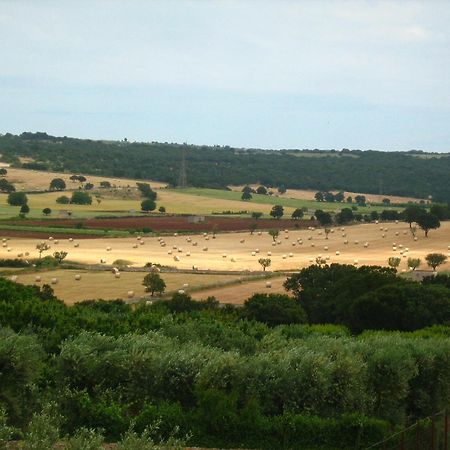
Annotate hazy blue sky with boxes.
[1,0,450,151]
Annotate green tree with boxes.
[314,191,324,202]
[256,186,267,195]
[0,168,7,176]
[141,199,156,212]
[23,404,60,450]
[36,242,51,259]
[20,204,30,215]
[137,183,157,200]
[42,207,52,216]
[56,195,70,204]
[49,178,66,191]
[0,179,15,193]
[324,192,335,202]
[53,251,68,264]
[7,192,27,206]
[403,205,423,228]
[251,211,263,220]
[336,208,354,224]
[315,210,332,226]
[388,257,401,271]
[407,258,421,271]
[382,198,391,205]
[268,229,279,241]
[242,293,307,327]
[258,258,271,271]
[277,185,287,194]
[241,191,252,201]
[425,253,448,271]
[417,213,440,237]
[158,206,166,213]
[270,205,284,219]
[143,272,166,296]
[355,195,366,206]
[249,222,257,235]
[70,191,92,205]
[64,427,104,450]
[334,191,345,202]
[291,208,304,220]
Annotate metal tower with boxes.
[178,147,187,188]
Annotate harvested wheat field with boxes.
[3,166,168,191]
[191,275,289,304]
[0,222,449,273]
[11,270,244,304]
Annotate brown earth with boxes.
[6,216,316,232]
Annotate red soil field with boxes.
[7,216,317,232]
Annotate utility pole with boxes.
[178,147,187,188]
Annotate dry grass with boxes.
[1,222,449,273]
[191,275,288,304]
[229,185,424,204]
[11,270,242,304]
[4,167,167,191]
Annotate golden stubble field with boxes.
[1,222,449,272]
[11,270,244,304]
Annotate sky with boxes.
[1,0,450,151]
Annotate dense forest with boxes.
[1,265,450,448]
[1,132,450,202]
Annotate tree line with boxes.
[1,132,450,202]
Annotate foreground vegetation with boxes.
[1,132,450,202]
[1,264,450,449]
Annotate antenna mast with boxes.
[178,147,187,188]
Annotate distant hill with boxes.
[0,132,449,202]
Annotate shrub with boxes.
[71,191,92,205]
[7,192,27,206]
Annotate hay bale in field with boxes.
[335,251,340,255]
[11,275,18,282]
[267,251,272,256]
[127,291,134,298]
[186,251,191,256]
[178,289,185,294]
[258,231,262,236]
[353,259,359,265]
[2,243,6,248]
[25,252,29,256]
[174,255,181,261]
[282,254,287,259]
[310,243,315,247]
[51,278,58,284]
[35,276,41,282]
[251,251,256,256]
[292,242,296,246]
[133,244,138,249]
[69,238,74,242]
[100,258,106,263]
[289,252,293,257]
[192,241,198,246]
[272,242,276,247]
[140,241,145,245]
[178,247,183,253]
[112,267,119,274]
[17,253,23,258]
[205,236,210,241]
[168,250,172,255]
[174,233,178,237]
[266,281,272,288]
[231,257,236,262]
[7,247,11,252]
[222,253,227,258]
[74,243,79,248]
[75,274,81,281]
[344,240,349,245]
[354,240,359,245]
[324,246,328,251]
[203,246,208,251]
[364,242,369,248]
[115,272,121,278]
[173,245,178,249]
[48,236,53,241]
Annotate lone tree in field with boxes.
[53,251,68,264]
[425,253,448,271]
[70,191,92,205]
[7,192,27,206]
[49,178,66,191]
[268,229,279,241]
[258,258,271,271]
[0,168,7,176]
[143,272,166,296]
[42,208,52,216]
[56,195,70,204]
[403,205,423,228]
[249,222,257,235]
[407,257,421,271]
[241,191,252,201]
[270,205,284,219]
[251,211,263,220]
[256,186,267,195]
[388,257,401,271]
[19,204,29,216]
[36,242,51,259]
[141,199,156,212]
[417,213,440,237]
[291,208,304,220]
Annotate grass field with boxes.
[10,269,245,304]
[170,187,406,214]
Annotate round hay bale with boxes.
[112,267,119,274]
[137,236,142,240]
[7,247,11,252]
[380,227,384,231]
[354,240,359,245]
[277,240,281,245]
[11,275,18,282]
[182,283,189,288]
[69,238,74,242]
[308,236,312,240]
[48,236,53,241]
[222,253,227,258]
[1,238,6,243]
[282,254,287,259]
[133,244,138,249]
[115,272,121,278]
[54,240,59,244]
[161,242,166,247]
[353,259,359,265]
[271,242,276,247]
[178,289,185,294]
[255,248,260,253]
[100,258,106,263]
[395,220,399,224]
[344,240,349,245]
[340,227,345,231]
[251,251,256,256]
[382,234,386,238]
[25,252,29,256]
[324,246,328,251]
[75,274,81,281]
[292,242,296,246]
[310,243,315,247]
[335,251,340,255]
[1,243,6,248]
[173,245,178,249]
[168,250,172,254]
[375,220,379,224]
[178,247,183,253]
[174,232,178,237]
[127,291,134,298]
[240,239,245,244]
[203,247,208,251]
[289,252,293,257]
[187,237,192,242]
[266,281,272,288]
[192,242,198,246]
[267,251,272,256]
[35,276,41,282]
[325,256,330,260]
[403,231,407,235]
[231,257,236,262]
[186,251,191,256]
[342,233,346,237]
[258,231,262,236]
[205,236,209,241]
[140,241,145,245]
[74,243,79,248]
[51,278,58,284]
[318,231,323,235]
[364,242,369,248]
[384,228,388,232]
[203,232,207,237]
[395,232,399,236]
[174,255,180,261]
[309,258,314,262]
[414,237,418,241]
